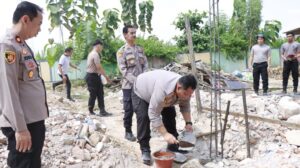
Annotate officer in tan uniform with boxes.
[116,25,148,142]
[85,40,112,116]
[131,70,197,165]
[0,1,48,168]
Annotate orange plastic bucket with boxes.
[153,151,175,168]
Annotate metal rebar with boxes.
[212,0,219,158]
[242,89,251,158]
[208,0,213,159]
[221,100,231,158]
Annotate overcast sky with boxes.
[1,0,300,54]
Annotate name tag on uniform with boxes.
[126,54,136,65]
[23,55,37,70]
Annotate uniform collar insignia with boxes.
[15,36,22,43]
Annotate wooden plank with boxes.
[201,107,300,129]
[184,16,202,113]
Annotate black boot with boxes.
[99,109,112,117]
[125,132,136,141]
[89,106,96,115]
[282,88,287,94]
[141,150,151,165]
[293,88,298,95]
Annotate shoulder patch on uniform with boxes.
[4,51,16,64]
[117,51,123,58]
[137,46,144,52]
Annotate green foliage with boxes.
[136,36,179,60]
[46,0,99,38]
[43,43,65,67]
[261,20,282,48]
[220,33,248,60]
[296,37,300,43]
[138,0,154,33]
[245,0,262,49]
[120,0,137,26]
[120,0,154,33]
[35,52,43,61]
[101,38,124,63]
[272,38,286,48]
[173,10,210,53]
[220,0,262,60]
[47,1,121,63]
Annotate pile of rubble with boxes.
[2,81,300,167]
[163,61,248,90]
[269,67,283,80]
[0,93,141,168]
[185,90,300,168]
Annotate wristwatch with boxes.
[186,121,193,126]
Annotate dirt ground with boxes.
[1,76,300,168]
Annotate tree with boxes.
[47,0,155,63]
[221,0,262,61]
[136,36,179,60]
[47,0,121,62]
[261,20,282,48]
[120,0,154,33]
[173,10,210,53]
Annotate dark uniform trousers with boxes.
[131,90,178,152]
[252,62,268,92]
[123,89,134,133]
[1,120,45,168]
[85,73,105,112]
[53,74,72,99]
[283,60,299,91]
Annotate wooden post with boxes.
[242,89,251,158]
[184,16,202,113]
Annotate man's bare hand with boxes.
[106,76,112,84]
[163,133,178,144]
[15,130,31,153]
[185,124,193,132]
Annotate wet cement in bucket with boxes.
[153,151,175,168]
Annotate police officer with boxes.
[249,34,271,95]
[86,40,112,116]
[131,70,196,165]
[0,1,48,167]
[281,32,300,94]
[52,47,80,101]
[116,25,148,142]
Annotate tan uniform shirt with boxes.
[133,70,191,128]
[116,44,148,89]
[86,50,100,74]
[0,29,48,131]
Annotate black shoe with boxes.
[254,91,259,95]
[142,151,151,165]
[125,132,136,141]
[67,98,75,102]
[167,144,189,154]
[89,111,96,115]
[52,84,55,91]
[263,91,268,96]
[99,111,112,117]
[282,90,287,94]
[293,89,297,94]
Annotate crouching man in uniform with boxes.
[131,70,197,165]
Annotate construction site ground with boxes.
[1,76,300,168]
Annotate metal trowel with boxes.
[178,131,196,148]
